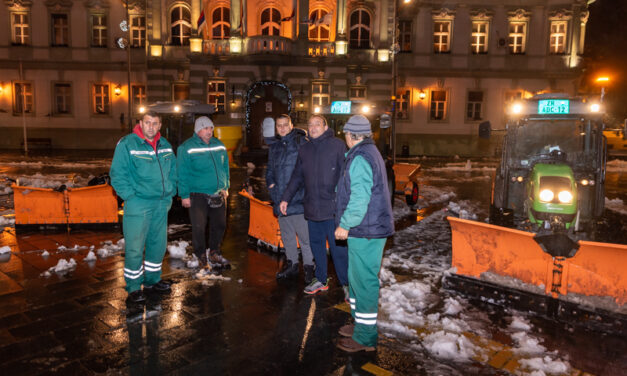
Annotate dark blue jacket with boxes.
[336,138,394,238]
[281,128,346,221]
[266,128,307,216]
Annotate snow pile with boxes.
[96,239,125,258]
[0,216,15,227]
[84,251,97,262]
[605,197,627,215]
[418,185,456,208]
[421,331,477,361]
[58,244,88,252]
[167,240,189,259]
[426,162,496,173]
[195,270,231,286]
[15,173,77,189]
[0,246,11,254]
[186,254,199,268]
[41,258,77,277]
[447,201,478,220]
[519,356,570,375]
[606,159,627,172]
[42,250,50,257]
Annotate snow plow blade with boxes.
[447,217,627,311]
[239,189,284,250]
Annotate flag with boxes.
[280,9,295,23]
[315,11,333,26]
[197,4,206,36]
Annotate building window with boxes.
[312,82,330,107]
[429,90,448,121]
[91,14,107,47]
[172,83,190,101]
[212,7,230,39]
[11,12,30,45]
[396,90,410,119]
[550,21,567,54]
[433,21,451,53]
[508,22,526,54]
[12,82,34,114]
[349,86,366,100]
[309,9,330,42]
[207,81,226,113]
[130,15,146,47]
[471,21,488,54]
[51,14,69,46]
[398,20,412,52]
[171,5,191,45]
[349,9,370,49]
[92,84,110,114]
[53,83,72,115]
[261,8,281,36]
[132,85,146,111]
[466,91,483,121]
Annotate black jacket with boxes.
[266,128,307,216]
[281,128,346,221]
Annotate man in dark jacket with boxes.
[267,115,314,282]
[280,115,348,296]
[334,115,394,352]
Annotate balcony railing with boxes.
[203,39,230,55]
[308,42,335,57]
[245,36,292,55]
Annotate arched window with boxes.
[261,7,281,36]
[171,4,191,45]
[349,9,370,49]
[212,7,230,39]
[309,9,330,41]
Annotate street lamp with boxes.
[595,76,610,103]
[390,0,412,164]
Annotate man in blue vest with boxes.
[334,115,394,352]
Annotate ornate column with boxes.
[230,0,241,36]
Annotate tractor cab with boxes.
[489,94,606,235]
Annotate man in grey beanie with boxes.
[177,116,231,270]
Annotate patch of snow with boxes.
[511,331,546,354]
[509,316,532,331]
[186,254,199,268]
[606,159,627,172]
[519,356,570,375]
[41,258,77,277]
[605,197,627,215]
[0,216,15,227]
[421,330,477,361]
[167,240,189,259]
[84,251,97,262]
[42,250,50,257]
[96,238,125,258]
[0,246,11,254]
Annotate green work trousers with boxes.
[347,237,387,347]
[122,197,172,293]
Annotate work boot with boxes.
[303,278,328,295]
[303,264,315,285]
[337,337,375,352]
[209,250,231,269]
[198,252,209,269]
[126,290,146,304]
[143,280,171,293]
[338,324,354,337]
[276,260,299,280]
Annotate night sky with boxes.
[585,0,627,123]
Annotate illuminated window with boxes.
[396,90,410,120]
[508,21,526,54]
[132,85,146,111]
[207,80,226,113]
[349,9,370,49]
[92,84,110,115]
[312,82,330,106]
[12,81,34,114]
[429,90,448,121]
[130,15,146,47]
[466,91,483,121]
[53,83,72,115]
[433,21,451,53]
[91,14,107,47]
[51,14,69,46]
[550,21,567,54]
[212,7,230,40]
[471,21,488,54]
[398,20,412,52]
[171,5,191,45]
[11,12,30,45]
[309,9,330,42]
[261,8,281,36]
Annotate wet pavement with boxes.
[0,152,625,375]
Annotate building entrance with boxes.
[246,81,292,149]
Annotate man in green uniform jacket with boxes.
[110,111,177,304]
[177,116,231,269]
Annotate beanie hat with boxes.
[194,116,214,134]
[262,117,275,138]
[343,115,371,135]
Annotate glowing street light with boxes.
[595,76,610,103]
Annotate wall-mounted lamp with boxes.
[229,37,242,54]
[138,106,146,114]
[190,38,203,53]
[114,85,122,96]
[174,105,181,112]
[314,106,321,114]
[150,44,163,57]
[336,40,348,56]
[418,91,427,100]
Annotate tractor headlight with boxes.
[557,190,573,204]
[539,189,554,202]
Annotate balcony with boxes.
[308,42,335,57]
[203,39,230,55]
[245,36,292,55]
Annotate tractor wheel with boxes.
[405,182,419,206]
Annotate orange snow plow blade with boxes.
[239,189,284,249]
[447,216,627,307]
[392,163,420,194]
[13,184,118,225]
